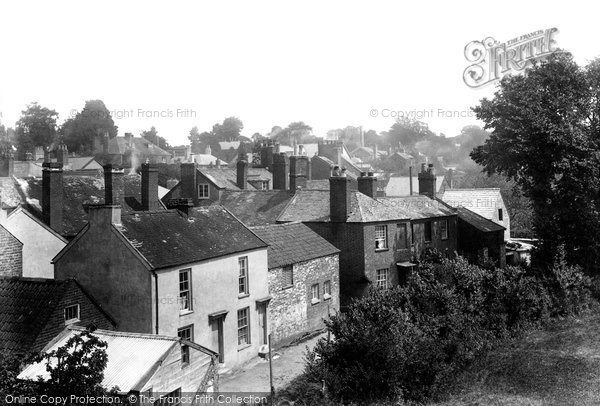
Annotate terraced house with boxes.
[53,165,271,369]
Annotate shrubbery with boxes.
[281,251,591,405]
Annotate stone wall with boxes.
[268,254,340,348]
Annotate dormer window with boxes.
[64,304,80,324]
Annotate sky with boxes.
[0,0,598,146]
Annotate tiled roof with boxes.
[384,175,446,196]
[116,206,267,269]
[456,206,505,232]
[305,179,331,190]
[278,189,454,223]
[251,223,339,269]
[20,174,156,237]
[440,188,503,219]
[108,136,172,157]
[201,168,273,190]
[0,177,28,208]
[68,157,102,171]
[18,327,215,393]
[0,278,72,353]
[215,190,293,226]
[191,154,227,166]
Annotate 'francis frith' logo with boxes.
[463,28,559,88]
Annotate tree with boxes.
[213,116,243,142]
[15,103,59,158]
[385,117,434,151]
[471,52,600,272]
[141,126,170,150]
[272,121,312,145]
[2,330,118,400]
[61,100,118,155]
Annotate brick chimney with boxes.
[103,164,125,206]
[42,162,63,234]
[272,152,288,190]
[180,163,197,204]
[141,163,161,211]
[56,144,69,166]
[418,163,437,198]
[358,171,377,198]
[329,166,351,222]
[237,156,248,189]
[124,133,134,150]
[290,155,309,191]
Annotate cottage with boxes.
[53,172,270,368]
[251,223,340,347]
[18,326,219,395]
[440,188,510,240]
[454,206,506,267]
[277,166,459,306]
[0,277,116,354]
[96,133,172,167]
[162,160,273,206]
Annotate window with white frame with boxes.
[179,269,192,312]
[441,219,449,240]
[64,304,80,323]
[177,325,193,365]
[375,225,388,250]
[376,268,389,289]
[311,283,320,304]
[197,184,209,199]
[323,280,331,299]
[237,307,250,346]
[239,256,249,295]
[282,265,293,288]
[261,181,269,190]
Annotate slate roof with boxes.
[440,188,503,219]
[214,190,293,226]
[202,167,273,189]
[108,136,172,157]
[0,277,112,354]
[17,174,157,238]
[384,175,446,196]
[18,326,216,393]
[115,206,267,269]
[191,153,227,166]
[68,157,102,171]
[277,190,455,223]
[251,223,339,269]
[456,206,505,232]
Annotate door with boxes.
[211,317,225,363]
[258,303,268,346]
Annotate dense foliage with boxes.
[471,53,600,273]
[282,253,591,404]
[0,331,119,400]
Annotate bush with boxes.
[288,253,591,405]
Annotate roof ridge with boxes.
[68,326,179,341]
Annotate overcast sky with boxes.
[0,0,598,146]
